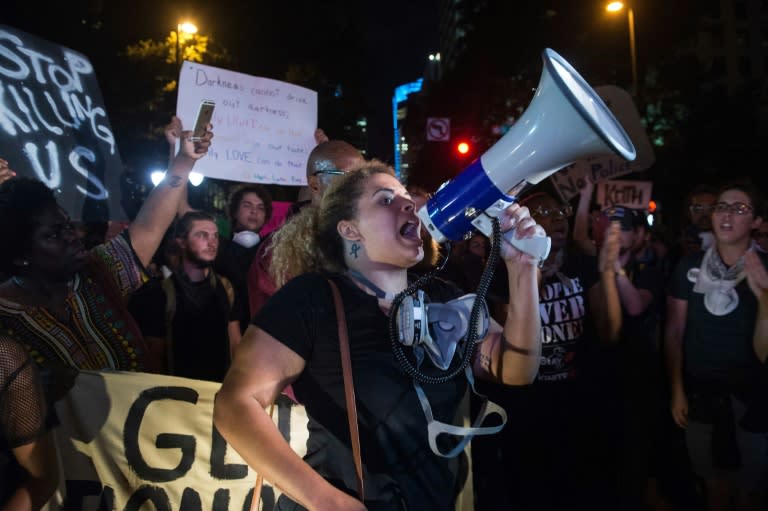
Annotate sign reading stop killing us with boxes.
[177,61,318,186]
[0,25,125,221]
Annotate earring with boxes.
[22,260,29,267]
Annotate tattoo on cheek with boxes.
[350,242,361,259]
[167,176,183,188]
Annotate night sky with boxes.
[3,0,440,162]
[4,0,767,205]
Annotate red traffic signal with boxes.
[455,140,471,156]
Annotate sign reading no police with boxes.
[426,117,450,141]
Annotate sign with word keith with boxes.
[177,62,317,185]
[0,25,125,221]
[596,179,653,209]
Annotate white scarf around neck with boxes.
[688,246,746,316]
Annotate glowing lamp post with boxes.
[175,21,198,67]
[606,2,637,96]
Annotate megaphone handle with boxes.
[502,230,552,263]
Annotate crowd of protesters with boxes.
[0,117,767,510]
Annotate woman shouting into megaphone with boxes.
[214,161,544,511]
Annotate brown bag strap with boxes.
[249,402,276,511]
[327,278,365,500]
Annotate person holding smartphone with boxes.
[0,121,213,384]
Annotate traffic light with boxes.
[455,140,472,157]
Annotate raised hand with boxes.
[598,221,621,273]
[165,116,183,146]
[178,123,214,160]
[745,249,768,299]
[0,158,16,186]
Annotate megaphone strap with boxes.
[414,366,508,458]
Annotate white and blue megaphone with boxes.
[417,48,637,263]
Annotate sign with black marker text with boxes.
[177,62,317,185]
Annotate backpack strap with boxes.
[214,273,236,309]
[161,276,177,374]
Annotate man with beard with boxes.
[130,211,240,382]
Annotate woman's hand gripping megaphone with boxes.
[469,198,552,265]
[494,202,549,265]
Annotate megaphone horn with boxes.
[417,48,637,263]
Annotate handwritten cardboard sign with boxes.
[596,179,653,209]
[177,62,317,186]
[550,85,655,202]
[0,25,125,221]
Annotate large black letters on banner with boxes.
[0,25,125,221]
[210,424,249,479]
[123,486,172,511]
[124,386,199,482]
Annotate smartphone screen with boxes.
[191,100,215,140]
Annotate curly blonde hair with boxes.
[270,161,395,288]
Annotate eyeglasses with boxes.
[531,204,573,219]
[311,169,345,177]
[712,202,753,215]
[689,203,714,215]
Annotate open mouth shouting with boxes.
[400,220,423,244]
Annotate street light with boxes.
[606,1,637,96]
[175,21,198,67]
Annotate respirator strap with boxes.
[414,366,507,458]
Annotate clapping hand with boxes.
[745,249,768,299]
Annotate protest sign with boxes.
[177,62,317,185]
[0,25,125,220]
[550,85,654,201]
[47,370,308,510]
[596,179,653,209]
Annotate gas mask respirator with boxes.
[392,289,507,458]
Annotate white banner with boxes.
[47,371,308,510]
[177,62,317,185]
